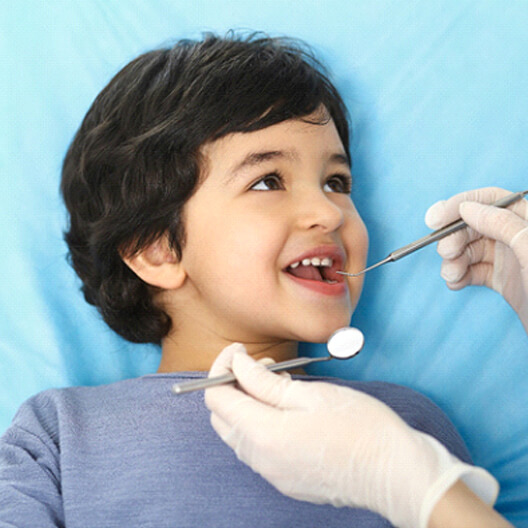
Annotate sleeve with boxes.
[0,393,64,527]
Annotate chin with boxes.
[297,316,353,344]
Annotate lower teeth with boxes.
[325,280,338,285]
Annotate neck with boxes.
[157,321,298,373]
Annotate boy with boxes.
[0,33,477,527]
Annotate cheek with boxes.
[345,212,369,265]
[182,204,285,284]
[358,221,369,263]
[222,216,285,272]
[342,213,369,305]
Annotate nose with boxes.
[293,186,345,233]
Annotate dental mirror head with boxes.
[327,326,364,359]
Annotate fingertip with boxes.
[436,235,465,259]
[440,261,466,283]
[445,279,466,291]
[458,201,470,214]
[209,342,248,377]
[232,349,265,374]
[425,200,446,229]
[225,342,248,355]
[231,352,296,407]
[444,266,482,291]
[258,357,276,366]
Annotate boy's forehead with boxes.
[230,150,298,174]
[200,116,348,177]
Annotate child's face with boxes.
[177,112,368,344]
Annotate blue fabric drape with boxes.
[1,1,527,523]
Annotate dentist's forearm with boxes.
[428,480,513,528]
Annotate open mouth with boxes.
[284,256,344,284]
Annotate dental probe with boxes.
[337,189,528,278]
[171,327,364,395]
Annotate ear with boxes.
[121,237,186,290]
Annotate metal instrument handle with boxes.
[172,355,331,394]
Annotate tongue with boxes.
[288,265,323,281]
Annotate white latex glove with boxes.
[205,344,498,528]
[425,187,528,333]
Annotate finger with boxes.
[435,225,483,259]
[440,238,494,283]
[426,187,528,229]
[204,377,246,416]
[208,342,248,378]
[445,262,493,291]
[205,374,275,429]
[258,357,292,380]
[258,357,275,366]
[425,187,510,229]
[205,343,250,415]
[205,348,293,420]
[435,198,528,259]
[231,352,309,409]
[459,202,528,269]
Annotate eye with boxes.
[323,174,352,194]
[249,172,285,191]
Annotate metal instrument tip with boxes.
[336,256,393,278]
[336,270,364,278]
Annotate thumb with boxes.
[425,199,449,230]
[208,342,247,378]
[459,201,528,268]
[231,352,306,409]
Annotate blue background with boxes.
[1,1,527,524]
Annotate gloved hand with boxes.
[425,187,528,333]
[205,344,498,528]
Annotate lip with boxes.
[283,245,347,297]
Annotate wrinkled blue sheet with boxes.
[1,1,527,524]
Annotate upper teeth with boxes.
[290,257,333,269]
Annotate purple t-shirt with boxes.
[0,373,472,527]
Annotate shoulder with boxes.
[3,377,152,444]
[307,377,472,464]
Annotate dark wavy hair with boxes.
[61,32,351,345]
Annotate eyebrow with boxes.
[226,149,351,184]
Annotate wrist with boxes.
[420,464,499,528]
[428,480,512,528]
[387,432,499,528]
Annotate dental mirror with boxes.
[326,326,364,359]
[172,326,365,395]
